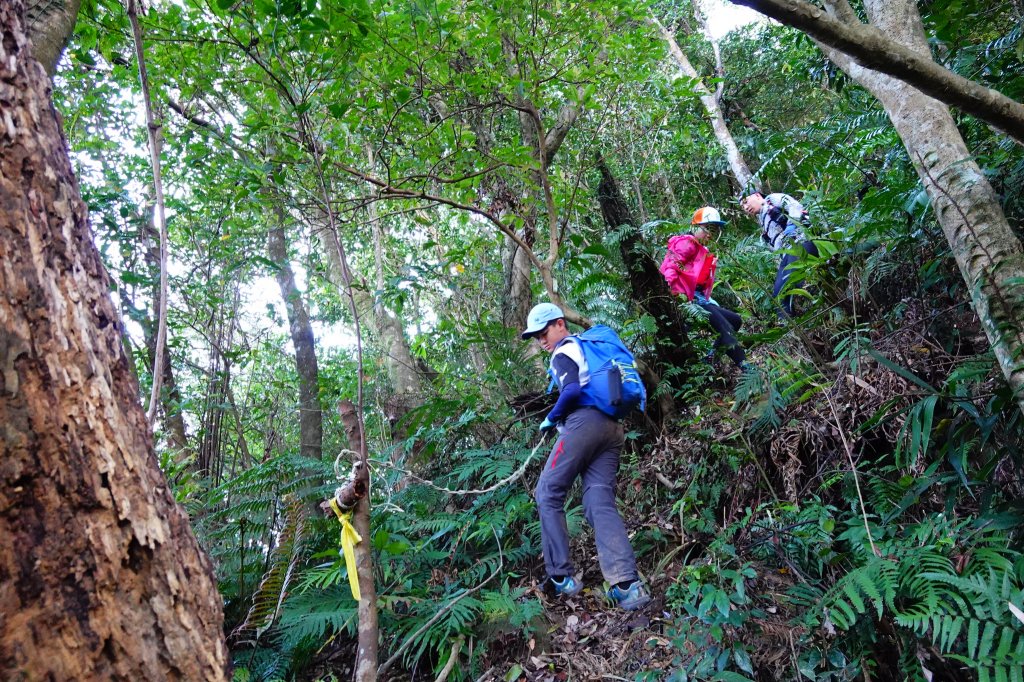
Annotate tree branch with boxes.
[729,0,1024,145]
[377,528,504,677]
[334,161,543,273]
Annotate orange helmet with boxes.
[691,206,725,226]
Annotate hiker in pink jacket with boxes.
[660,207,749,370]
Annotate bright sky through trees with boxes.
[704,0,763,38]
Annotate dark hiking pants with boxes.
[697,301,745,366]
[774,239,819,317]
[534,407,638,585]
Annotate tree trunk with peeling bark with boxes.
[0,2,229,678]
[812,0,1024,414]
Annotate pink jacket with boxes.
[659,234,717,301]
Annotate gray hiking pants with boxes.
[534,407,638,585]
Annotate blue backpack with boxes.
[549,325,646,420]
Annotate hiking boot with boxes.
[550,575,583,597]
[607,581,652,611]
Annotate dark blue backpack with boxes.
[549,325,646,420]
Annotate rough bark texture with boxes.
[817,0,1024,413]
[267,221,323,460]
[655,17,756,191]
[731,0,1024,145]
[0,2,229,679]
[502,231,536,331]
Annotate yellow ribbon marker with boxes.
[329,498,363,601]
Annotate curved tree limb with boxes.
[729,0,1024,145]
[334,161,590,327]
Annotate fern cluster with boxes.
[813,518,1024,681]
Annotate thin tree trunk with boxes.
[126,0,170,427]
[267,213,323,460]
[0,2,228,677]
[337,400,378,681]
[817,0,1024,414]
[140,209,191,461]
[294,104,380,679]
[655,169,682,219]
[654,15,757,190]
[158,340,191,457]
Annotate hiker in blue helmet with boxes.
[741,191,819,318]
[521,302,651,611]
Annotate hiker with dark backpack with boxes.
[659,207,749,370]
[521,302,651,611]
[741,191,820,318]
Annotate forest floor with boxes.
[372,280,988,682]
[469,291,976,681]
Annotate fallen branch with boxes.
[432,635,465,682]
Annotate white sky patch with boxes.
[703,0,764,40]
[246,272,361,352]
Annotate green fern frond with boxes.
[818,528,1024,677]
[390,593,485,669]
[274,587,358,651]
[294,556,344,592]
[231,495,307,642]
[750,383,786,433]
